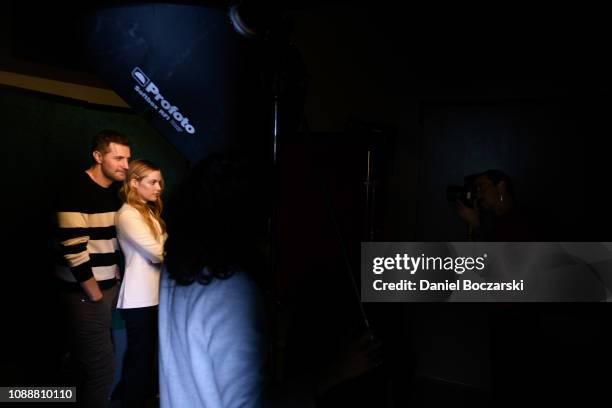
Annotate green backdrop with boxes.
[0,86,190,331]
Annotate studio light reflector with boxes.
[83,3,265,164]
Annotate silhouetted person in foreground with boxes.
[158,151,269,407]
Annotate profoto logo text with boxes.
[131,67,196,134]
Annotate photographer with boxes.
[454,169,534,241]
[454,170,544,402]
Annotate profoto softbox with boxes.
[82,3,267,164]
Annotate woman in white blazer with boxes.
[115,159,167,407]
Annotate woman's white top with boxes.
[116,203,167,309]
[159,268,265,408]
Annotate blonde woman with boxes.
[115,159,167,407]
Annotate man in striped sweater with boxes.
[55,130,131,408]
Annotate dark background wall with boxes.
[288,5,612,402]
[291,5,612,241]
[419,99,589,241]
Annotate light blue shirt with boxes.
[159,267,265,407]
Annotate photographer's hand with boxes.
[455,200,480,227]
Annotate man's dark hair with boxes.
[480,169,514,197]
[91,129,130,158]
[164,150,270,286]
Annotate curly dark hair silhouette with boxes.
[164,151,270,286]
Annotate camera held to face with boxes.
[446,173,479,208]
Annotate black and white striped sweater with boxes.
[55,171,121,290]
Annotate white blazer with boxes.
[116,203,167,309]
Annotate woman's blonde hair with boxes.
[119,159,166,238]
